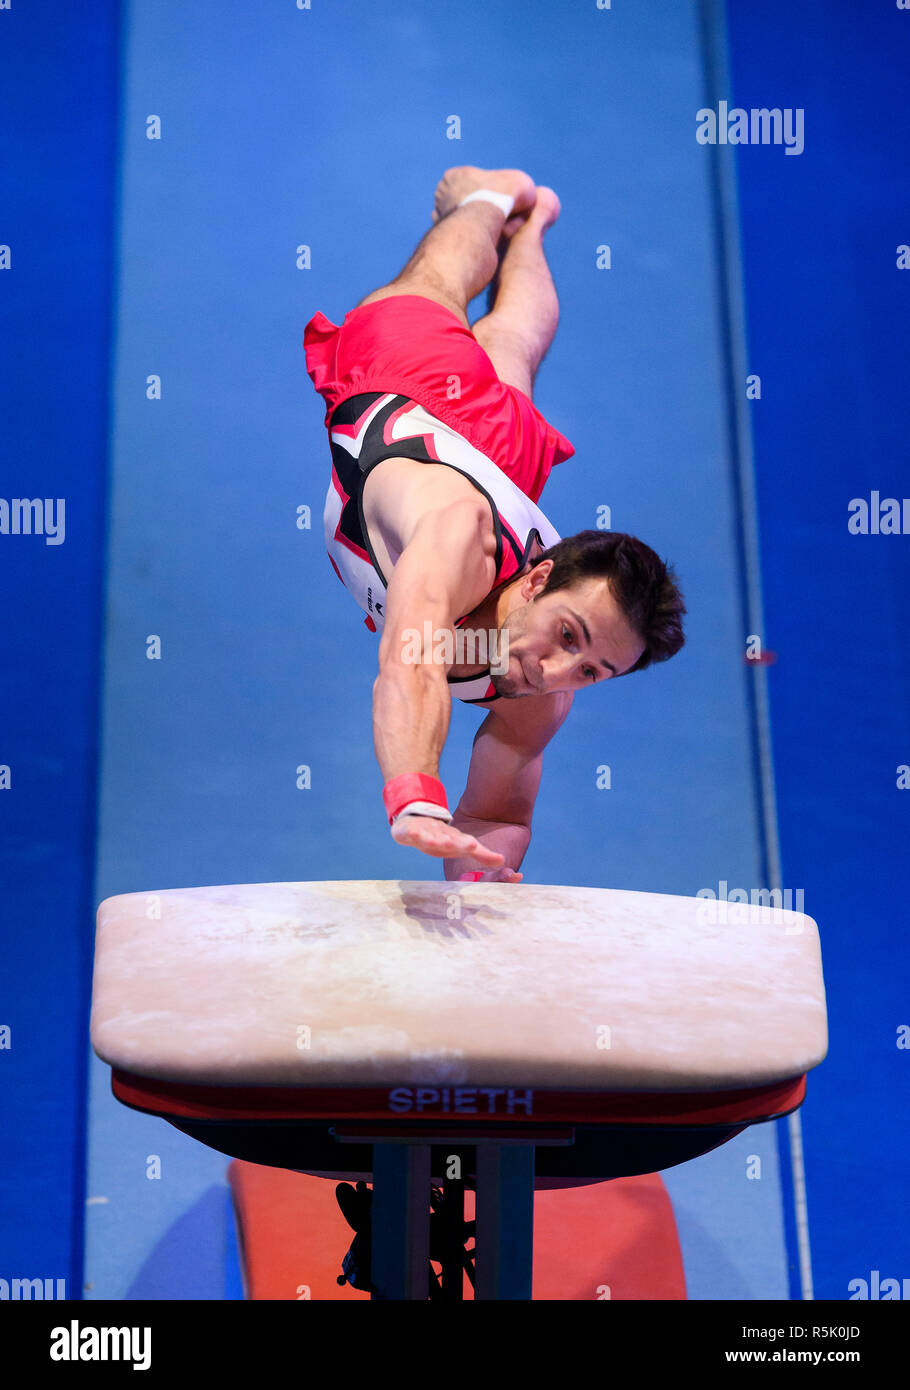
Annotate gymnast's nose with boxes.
[537,653,569,689]
[540,652,587,690]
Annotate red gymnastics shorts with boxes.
[303,294,574,505]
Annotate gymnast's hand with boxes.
[390,813,508,870]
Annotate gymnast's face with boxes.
[490,566,646,697]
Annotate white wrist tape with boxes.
[458,188,515,219]
[392,800,454,825]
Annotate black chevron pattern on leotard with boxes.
[328,393,442,560]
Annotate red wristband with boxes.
[383,773,449,825]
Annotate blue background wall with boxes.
[1,0,906,1303]
[0,0,120,1297]
[724,0,910,1300]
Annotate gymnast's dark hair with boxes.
[532,529,686,674]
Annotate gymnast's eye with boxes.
[562,625,597,682]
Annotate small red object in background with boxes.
[745,650,777,666]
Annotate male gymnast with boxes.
[304,166,685,884]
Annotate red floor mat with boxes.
[229,1161,686,1300]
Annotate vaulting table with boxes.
[90,879,828,1300]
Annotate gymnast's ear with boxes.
[524,558,554,596]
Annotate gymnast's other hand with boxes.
[457,866,524,883]
[390,813,506,868]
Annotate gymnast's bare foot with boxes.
[519,184,561,236]
[432,166,538,234]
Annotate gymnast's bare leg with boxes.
[356,165,563,399]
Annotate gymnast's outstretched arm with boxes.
[373,495,504,868]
